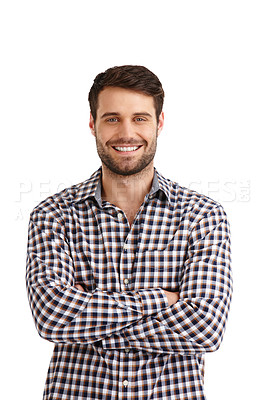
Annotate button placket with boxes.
[120,233,133,290]
[117,212,124,221]
[123,379,129,387]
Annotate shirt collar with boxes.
[73,167,102,205]
[154,168,172,204]
[73,166,173,206]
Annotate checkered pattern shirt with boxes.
[26,167,232,400]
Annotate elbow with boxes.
[200,325,225,353]
[34,316,58,343]
[37,328,52,342]
[204,336,222,353]
[197,297,231,353]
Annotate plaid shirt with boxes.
[26,167,232,400]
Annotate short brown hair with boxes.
[88,65,164,122]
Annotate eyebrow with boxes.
[100,112,153,119]
[100,112,120,119]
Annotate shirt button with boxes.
[148,194,154,199]
[123,380,129,387]
[124,349,130,353]
[124,243,128,250]
[117,212,123,221]
[124,278,129,285]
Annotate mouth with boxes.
[112,145,143,153]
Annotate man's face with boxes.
[89,87,164,176]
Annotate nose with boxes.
[118,119,135,139]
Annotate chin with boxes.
[104,161,154,177]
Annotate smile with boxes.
[112,146,142,152]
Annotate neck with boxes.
[101,163,154,212]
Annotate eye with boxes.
[107,117,119,123]
[135,117,146,122]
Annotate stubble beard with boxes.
[94,130,158,177]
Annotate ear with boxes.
[157,111,164,137]
[89,113,96,137]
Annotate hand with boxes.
[163,290,180,306]
[75,284,85,292]
[74,283,180,307]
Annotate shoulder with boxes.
[29,168,101,221]
[158,171,227,222]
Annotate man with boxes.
[26,65,232,400]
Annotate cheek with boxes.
[140,124,156,136]
[145,127,158,141]
[96,127,116,145]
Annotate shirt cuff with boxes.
[137,288,169,316]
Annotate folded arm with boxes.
[26,210,168,344]
[100,205,233,355]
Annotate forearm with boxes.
[26,262,168,344]
[101,291,231,355]
[101,206,233,355]
[26,212,168,344]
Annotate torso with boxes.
[124,207,140,227]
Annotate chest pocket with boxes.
[133,238,188,291]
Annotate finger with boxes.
[75,284,85,292]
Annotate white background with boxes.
[1,1,265,399]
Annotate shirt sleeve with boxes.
[101,205,233,355]
[26,209,169,344]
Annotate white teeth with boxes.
[114,146,140,152]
